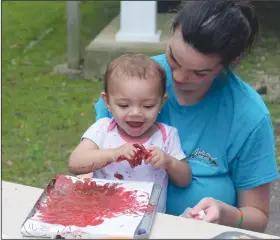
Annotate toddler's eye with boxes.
[118,105,128,108]
[143,105,155,109]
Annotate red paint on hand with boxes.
[38,175,154,227]
[105,143,152,169]
[114,172,124,180]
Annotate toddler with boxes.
[68,54,192,213]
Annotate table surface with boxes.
[2,180,280,239]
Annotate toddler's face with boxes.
[103,76,165,138]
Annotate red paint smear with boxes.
[38,175,154,227]
[104,143,152,168]
[114,172,124,180]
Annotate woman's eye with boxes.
[195,72,207,77]
[143,105,154,109]
[169,54,177,64]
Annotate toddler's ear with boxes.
[101,92,111,111]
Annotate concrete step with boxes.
[84,13,175,80]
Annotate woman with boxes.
[94,0,279,232]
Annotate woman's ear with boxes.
[101,91,111,112]
[230,56,241,68]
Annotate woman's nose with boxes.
[173,70,189,83]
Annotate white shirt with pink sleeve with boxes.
[81,117,186,213]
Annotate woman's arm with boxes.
[219,183,270,232]
[219,115,276,232]
[94,96,112,120]
[68,139,116,174]
[187,116,277,231]
[187,183,270,232]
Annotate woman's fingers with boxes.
[190,197,219,223]
[190,198,211,214]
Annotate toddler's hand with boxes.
[76,173,93,179]
[113,143,148,168]
[144,147,172,169]
[114,143,138,161]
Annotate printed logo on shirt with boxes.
[187,148,218,168]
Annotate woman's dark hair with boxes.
[172,0,259,66]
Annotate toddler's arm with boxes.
[164,127,192,187]
[68,139,117,174]
[165,156,192,187]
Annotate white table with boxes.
[2,181,280,239]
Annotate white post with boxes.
[116,1,161,42]
[66,1,81,69]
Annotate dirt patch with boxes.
[252,72,280,104]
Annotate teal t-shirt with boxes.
[94,54,279,216]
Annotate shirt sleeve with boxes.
[94,96,113,120]
[81,118,111,148]
[231,114,279,190]
[165,127,186,161]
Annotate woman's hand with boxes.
[186,197,223,224]
[184,185,270,232]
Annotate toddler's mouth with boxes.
[126,121,144,128]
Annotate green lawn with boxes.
[2,1,120,187]
[2,1,279,188]
[235,2,280,83]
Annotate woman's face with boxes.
[166,27,224,93]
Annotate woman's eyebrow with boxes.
[169,45,218,72]
[169,45,181,67]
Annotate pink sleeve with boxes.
[165,127,186,160]
[81,117,111,148]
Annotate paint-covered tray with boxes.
[212,231,262,239]
[134,183,161,239]
[21,175,161,239]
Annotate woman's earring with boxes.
[107,108,111,112]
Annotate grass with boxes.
[235,2,280,83]
[2,1,120,187]
[2,1,280,188]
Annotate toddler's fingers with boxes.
[149,156,159,166]
[144,156,151,164]
[133,142,145,152]
[76,173,92,179]
[144,151,154,164]
[128,149,137,158]
[152,159,163,169]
